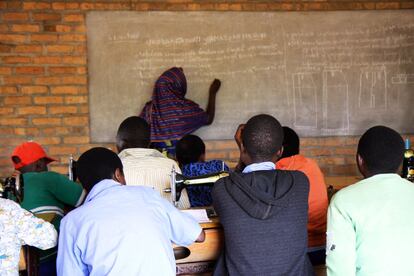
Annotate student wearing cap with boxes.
[11,141,85,276]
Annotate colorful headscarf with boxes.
[140,67,208,141]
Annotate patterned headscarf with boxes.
[140,67,208,141]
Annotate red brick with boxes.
[7,2,22,9]
[33,56,62,64]
[0,34,27,43]
[3,56,32,64]
[17,106,47,115]
[23,2,51,10]
[0,118,28,126]
[401,2,414,8]
[212,140,238,150]
[2,13,29,21]
[14,45,43,53]
[11,24,40,32]
[62,56,86,65]
[48,66,77,74]
[16,66,44,75]
[0,44,13,53]
[46,44,74,53]
[63,116,88,126]
[43,127,71,135]
[34,137,61,145]
[0,67,12,75]
[3,76,32,85]
[4,96,32,105]
[0,107,14,115]
[0,86,18,94]
[0,128,14,135]
[78,105,89,113]
[55,25,72,32]
[77,67,87,74]
[80,3,95,10]
[59,34,86,42]
[376,2,399,9]
[0,2,6,9]
[33,13,62,22]
[14,127,40,136]
[63,14,84,22]
[65,96,87,104]
[205,151,227,160]
[34,96,64,104]
[73,25,86,33]
[31,34,58,42]
[48,146,78,155]
[48,105,78,114]
[32,117,62,126]
[63,136,90,144]
[35,76,61,85]
[21,86,48,94]
[51,86,81,95]
[62,76,87,85]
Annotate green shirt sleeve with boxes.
[49,172,85,207]
[326,193,357,276]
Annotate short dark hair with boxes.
[116,116,150,151]
[242,114,283,162]
[77,147,123,192]
[357,126,404,174]
[176,135,205,165]
[281,126,300,158]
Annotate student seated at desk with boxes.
[327,126,414,276]
[116,116,190,209]
[57,147,204,276]
[0,198,57,276]
[10,142,85,276]
[176,134,230,207]
[276,126,328,265]
[212,115,313,276]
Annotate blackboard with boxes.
[87,11,414,143]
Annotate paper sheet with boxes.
[181,209,211,223]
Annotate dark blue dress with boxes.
[181,160,230,207]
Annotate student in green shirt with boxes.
[327,126,414,276]
[11,141,85,276]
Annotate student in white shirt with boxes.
[116,116,190,208]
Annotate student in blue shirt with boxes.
[57,147,204,276]
[176,134,230,207]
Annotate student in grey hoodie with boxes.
[212,114,314,276]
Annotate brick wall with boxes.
[1,0,413,178]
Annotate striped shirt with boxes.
[119,148,190,209]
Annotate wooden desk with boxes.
[325,176,361,190]
[175,217,223,275]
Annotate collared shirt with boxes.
[327,174,414,276]
[119,148,190,209]
[243,161,275,173]
[0,198,57,276]
[57,179,201,276]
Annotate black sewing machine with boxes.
[164,166,229,207]
[0,174,24,202]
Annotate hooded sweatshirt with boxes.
[212,170,314,276]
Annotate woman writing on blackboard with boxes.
[140,67,221,157]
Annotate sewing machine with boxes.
[164,166,229,207]
[0,174,24,202]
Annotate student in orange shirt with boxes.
[276,126,328,265]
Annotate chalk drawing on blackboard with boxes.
[392,74,414,84]
[322,70,349,131]
[358,66,387,109]
[389,73,414,108]
[292,73,317,129]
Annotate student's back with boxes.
[213,170,313,275]
[212,115,313,276]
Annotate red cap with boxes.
[11,142,56,169]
